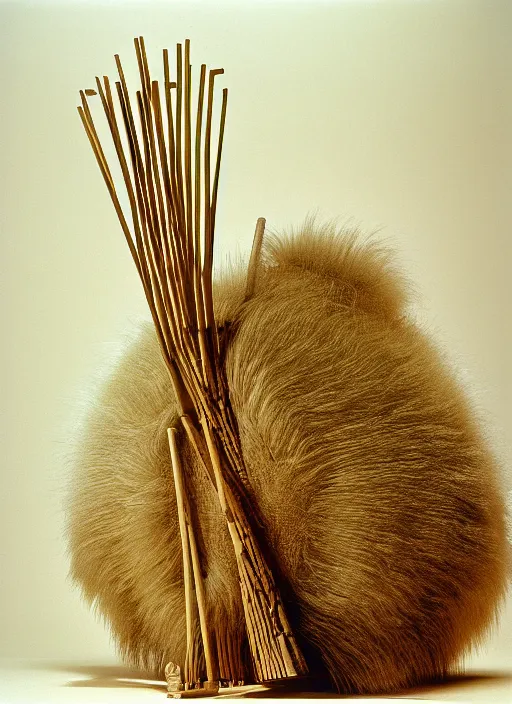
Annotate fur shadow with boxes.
[46,662,166,692]
[233,672,512,698]
[19,663,512,698]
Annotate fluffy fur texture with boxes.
[67,221,509,693]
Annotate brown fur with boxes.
[66,220,509,693]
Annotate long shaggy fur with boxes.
[66,221,509,693]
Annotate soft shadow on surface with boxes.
[395,672,512,699]
[24,662,512,698]
[40,662,166,692]
[233,672,512,698]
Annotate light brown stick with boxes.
[245,218,266,301]
[168,428,196,685]
[78,39,309,690]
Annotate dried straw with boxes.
[78,37,308,690]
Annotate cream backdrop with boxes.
[2,0,511,674]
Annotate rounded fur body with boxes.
[67,223,509,693]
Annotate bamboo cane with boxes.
[78,37,308,690]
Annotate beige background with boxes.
[1,0,511,692]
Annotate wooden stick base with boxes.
[169,683,264,699]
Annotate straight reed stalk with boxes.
[78,37,308,691]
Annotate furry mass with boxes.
[67,221,509,693]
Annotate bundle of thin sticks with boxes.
[78,37,308,694]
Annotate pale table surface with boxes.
[1,660,511,704]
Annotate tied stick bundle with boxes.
[77,37,308,691]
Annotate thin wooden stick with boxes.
[168,427,217,688]
[163,49,183,235]
[113,59,151,273]
[210,87,227,248]
[245,218,266,301]
[151,80,189,341]
[175,43,186,271]
[77,106,138,272]
[192,63,214,391]
[168,428,196,685]
[224,628,236,683]
[202,70,225,359]
[187,524,215,686]
[183,40,194,282]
